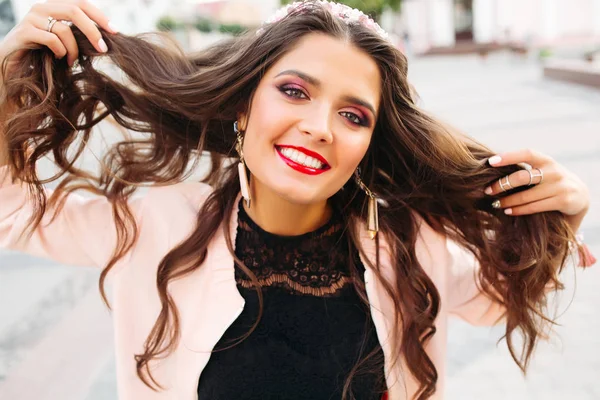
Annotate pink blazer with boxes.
[0,165,505,399]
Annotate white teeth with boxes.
[278,147,324,169]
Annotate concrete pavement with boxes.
[410,53,600,400]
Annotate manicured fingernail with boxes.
[98,38,108,53]
[492,200,501,209]
[108,21,119,33]
[484,186,493,195]
[488,156,502,165]
[504,208,513,215]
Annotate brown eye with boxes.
[340,111,367,126]
[279,85,308,99]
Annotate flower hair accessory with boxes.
[258,1,389,40]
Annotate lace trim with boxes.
[234,199,356,297]
[237,273,353,296]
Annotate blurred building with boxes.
[10,0,188,34]
[194,0,279,26]
[9,0,279,34]
[400,0,600,54]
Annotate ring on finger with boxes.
[47,16,58,33]
[526,169,534,186]
[530,168,544,185]
[498,176,513,192]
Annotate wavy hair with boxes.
[0,2,583,399]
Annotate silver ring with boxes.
[526,169,534,186]
[47,16,58,32]
[498,176,513,192]
[530,168,544,185]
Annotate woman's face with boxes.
[240,32,381,205]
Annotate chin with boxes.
[267,180,330,205]
[278,187,324,205]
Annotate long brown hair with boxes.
[0,2,583,399]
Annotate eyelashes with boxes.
[339,111,364,126]
[279,85,308,100]
[277,85,370,127]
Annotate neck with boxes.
[243,178,332,236]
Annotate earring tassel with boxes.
[367,196,379,239]
[578,243,597,267]
[238,161,251,208]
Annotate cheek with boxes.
[247,92,290,143]
[334,136,371,176]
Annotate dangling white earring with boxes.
[354,168,379,239]
[234,121,251,208]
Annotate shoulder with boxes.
[136,181,214,230]
[123,181,216,255]
[411,213,448,267]
[409,212,466,285]
[411,212,479,283]
[144,181,214,210]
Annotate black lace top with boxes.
[197,200,387,400]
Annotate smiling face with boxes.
[239,32,382,206]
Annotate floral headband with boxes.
[258,1,389,40]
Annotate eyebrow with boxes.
[274,69,378,118]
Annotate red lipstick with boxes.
[275,145,331,176]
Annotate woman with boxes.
[0,1,595,399]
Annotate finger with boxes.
[75,0,119,34]
[30,15,79,66]
[485,167,555,196]
[22,27,68,59]
[490,183,556,209]
[31,2,113,54]
[503,197,561,216]
[487,148,553,168]
[37,0,117,33]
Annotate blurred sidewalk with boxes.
[0,52,599,400]
[411,52,600,400]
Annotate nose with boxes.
[297,104,334,144]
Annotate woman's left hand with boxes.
[483,149,590,232]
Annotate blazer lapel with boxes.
[358,224,420,400]
[175,194,245,399]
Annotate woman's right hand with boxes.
[0,0,117,72]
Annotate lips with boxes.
[275,145,331,176]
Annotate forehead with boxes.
[264,33,381,110]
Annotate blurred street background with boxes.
[1,0,599,399]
